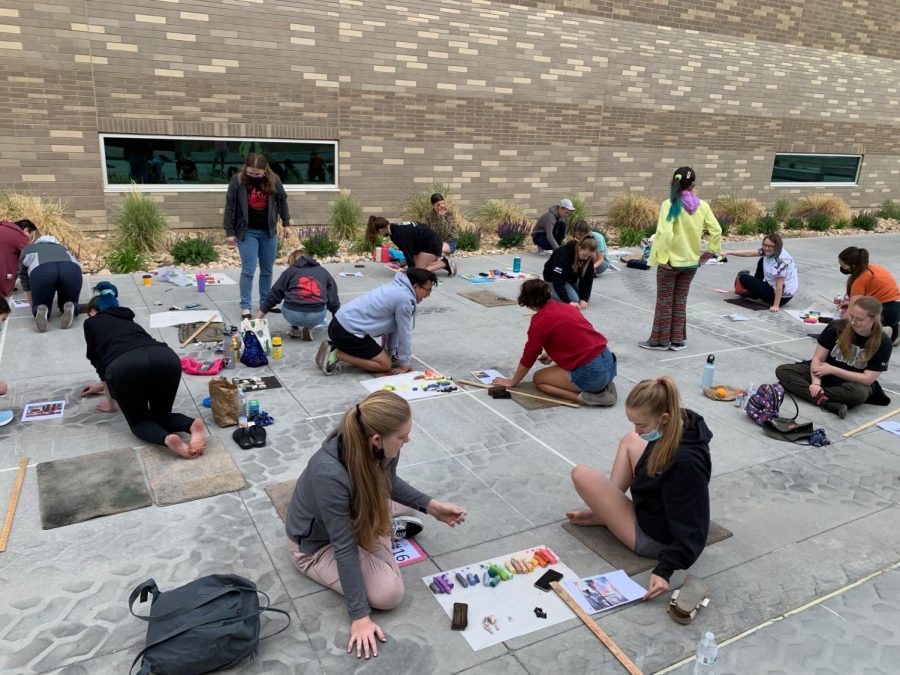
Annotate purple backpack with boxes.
[745,383,785,425]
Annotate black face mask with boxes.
[839,267,852,275]
[248,175,264,185]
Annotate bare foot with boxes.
[96,400,117,413]
[566,509,603,526]
[164,433,194,459]
[189,418,207,456]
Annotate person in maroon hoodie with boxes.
[492,279,617,406]
[0,219,33,297]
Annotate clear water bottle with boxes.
[701,354,716,392]
[692,631,718,674]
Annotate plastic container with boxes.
[701,354,716,392]
[692,632,718,674]
[197,274,207,292]
[381,242,390,263]
[142,274,152,286]
[248,399,260,418]
[512,256,521,273]
[272,336,282,360]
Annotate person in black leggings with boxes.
[80,282,207,458]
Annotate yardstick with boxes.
[0,457,28,552]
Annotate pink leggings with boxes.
[287,501,414,611]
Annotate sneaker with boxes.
[822,401,848,419]
[35,305,49,333]
[578,381,617,407]
[60,302,75,329]
[241,310,252,320]
[315,340,331,374]
[449,259,458,276]
[301,327,313,342]
[669,342,687,351]
[288,326,301,339]
[269,307,281,314]
[638,340,668,351]
[392,515,424,540]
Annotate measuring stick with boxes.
[0,457,28,553]
[180,314,219,348]
[843,407,900,438]
[456,379,581,409]
[551,581,643,675]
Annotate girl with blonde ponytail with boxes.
[567,376,713,600]
[286,390,467,660]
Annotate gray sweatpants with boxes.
[775,362,871,408]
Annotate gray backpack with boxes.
[128,574,290,674]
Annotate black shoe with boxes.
[821,401,848,419]
[269,307,281,314]
[232,427,253,449]
[249,425,267,448]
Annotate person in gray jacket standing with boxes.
[286,390,466,660]
[223,153,292,318]
[532,198,574,252]
[316,268,437,375]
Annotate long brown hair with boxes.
[838,246,870,297]
[572,235,597,277]
[339,390,411,551]
[836,296,884,363]
[625,376,685,476]
[239,153,276,195]
[365,215,390,245]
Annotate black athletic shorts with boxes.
[328,318,383,360]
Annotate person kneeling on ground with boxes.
[542,229,597,308]
[775,296,892,419]
[366,216,457,276]
[531,198,573,252]
[18,228,83,332]
[567,376,712,600]
[726,233,798,313]
[492,279,617,406]
[571,219,609,277]
[316,268,437,375]
[0,297,9,396]
[257,249,340,341]
[286,391,466,660]
[80,282,207,458]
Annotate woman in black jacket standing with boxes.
[80,283,206,458]
[223,153,292,318]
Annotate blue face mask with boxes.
[639,429,662,442]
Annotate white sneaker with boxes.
[392,515,424,540]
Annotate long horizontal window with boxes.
[100,135,337,191]
[771,153,861,186]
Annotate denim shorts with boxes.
[569,348,616,393]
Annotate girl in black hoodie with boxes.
[566,376,712,600]
[542,234,597,309]
[81,282,206,458]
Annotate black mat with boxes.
[724,297,770,311]
[37,447,152,529]
[238,376,282,390]
[562,520,733,575]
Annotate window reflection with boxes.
[771,154,860,184]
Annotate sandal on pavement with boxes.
[668,574,710,625]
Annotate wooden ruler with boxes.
[180,314,219,348]
[843,407,900,438]
[456,379,581,409]
[0,457,28,553]
[551,581,643,675]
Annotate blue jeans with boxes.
[281,306,327,329]
[237,229,278,310]
[594,258,609,276]
[569,349,616,393]
[550,283,579,304]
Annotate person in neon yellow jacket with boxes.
[639,167,722,351]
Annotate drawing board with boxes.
[359,370,458,401]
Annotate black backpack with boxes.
[128,574,290,675]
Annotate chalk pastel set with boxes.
[428,547,560,595]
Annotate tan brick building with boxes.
[1,0,898,233]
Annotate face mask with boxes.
[639,428,662,442]
[839,267,851,275]
[248,175,264,185]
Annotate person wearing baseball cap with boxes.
[532,198,574,252]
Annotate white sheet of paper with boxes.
[359,371,456,401]
[339,271,364,277]
[562,569,646,615]
[876,421,900,437]
[11,299,30,308]
[720,313,751,322]
[149,310,219,328]
[470,369,506,384]
[21,400,66,422]
[423,546,576,651]
[194,273,236,286]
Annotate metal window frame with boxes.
[769,152,862,188]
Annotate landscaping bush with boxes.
[565,194,590,228]
[400,183,451,222]
[711,194,765,227]
[833,218,849,230]
[806,211,832,232]
[114,186,168,253]
[472,199,528,234]
[785,216,805,231]
[772,196,792,223]
[496,220,530,248]
[791,194,851,224]
[299,226,340,258]
[105,244,149,274]
[170,236,219,266]
[607,193,658,232]
[716,215,732,237]
[756,213,780,235]
[0,192,85,251]
[878,199,900,220]
[329,193,363,241]
[851,210,878,231]
[617,227,645,247]
[737,221,759,236]
[455,227,482,252]
[349,237,376,256]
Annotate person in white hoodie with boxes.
[315,268,437,375]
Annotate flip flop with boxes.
[0,410,14,427]
[668,574,710,624]
[249,424,266,448]
[231,426,253,450]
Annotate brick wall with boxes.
[0,0,898,232]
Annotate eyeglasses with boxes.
[421,285,433,296]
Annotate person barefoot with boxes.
[565,509,603,526]
[165,433,196,459]
[188,418,207,456]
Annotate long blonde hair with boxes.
[837,295,884,362]
[339,390,411,551]
[626,376,684,476]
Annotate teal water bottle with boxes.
[513,256,521,273]
[701,354,715,392]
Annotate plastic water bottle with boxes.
[744,382,754,409]
[701,354,716,392]
[692,632,718,674]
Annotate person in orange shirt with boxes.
[838,247,899,344]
